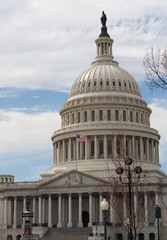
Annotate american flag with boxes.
[77,134,86,142]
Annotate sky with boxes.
[0,0,167,182]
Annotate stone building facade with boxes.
[0,16,167,240]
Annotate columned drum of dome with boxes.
[49,13,161,180]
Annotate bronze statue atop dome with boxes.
[101,11,107,27]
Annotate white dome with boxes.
[69,62,142,99]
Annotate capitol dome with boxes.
[49,15,161,179]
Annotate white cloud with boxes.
[0,0,166,91]
[0,109,61,154]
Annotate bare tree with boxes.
[143,47,167,90]
[99,135,154,240]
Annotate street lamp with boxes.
[155,204,161,240]
[116,158,142,240]
[100,198,109,240]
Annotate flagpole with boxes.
[76,133,78,171]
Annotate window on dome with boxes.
[99,140,104,156]
[88,82,91,87]
[72,113,74,124]
[99,110,103,121]
[91,140,94,156]
[67,115,69,125]
[123,110,126,121]
[113,81,115,86]
[106,81,109,86]
[100,81,103,86]
[133,84,135,89]
[115,110,119,121]
[77,112,80,123]
[78,84,80,90]
[65,142,68,159]
[136,112,139,123]
[124,82,127,87]
[83,83,85,88]
[107,110,111,120]
[143,142,146,154]
[141,113,143,124]
[94,81,97,87]
[92,110,95,121]
[107,140,112,156]
[129,83,131,88]
[119,81,121,87]
[84,111,87,122]
[130,111,133,122]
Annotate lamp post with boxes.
[100,198,109,240]
[155,204,161,240]
[21,202,34,240]
[116,158,142,240]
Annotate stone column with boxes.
[57,194,62,228]
[140,137,143,160]
[157,142,159,163]
[146,138,149,161]
[12,197,17,229]
[123,194,127,225]
[144,193,148,226]
[151,140,154,162]
[94,136,98,159]
[53,142,57,164]
[88,193,92,227]
[76,140,79,160]
[113,135,116,158]
[68,138,72,161]
[38,195,42,225]
[63,140,65,162]
[80,142,83,160]
[85,137,88,160]
[155,141,158,163]
[42,197,45,224]
[58,141,61,163]
[73,140,76,160]
[155,192,159,205]
[132,136,135,159]
[110,194,114,225]
[104,135,107,159]
[3,197,8,228]
[67,194,72,228]
[33,197,36,224]
[48,195,52,228]
[22,196,26,227]
[123,135,126,156]
[99,195,103,223]
[134,193,137,224]
[78,193,83,227]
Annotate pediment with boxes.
[40,170,108,188]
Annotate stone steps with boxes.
[40,227,92,240]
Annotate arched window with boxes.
[78,112,80,123]
[107,140,112,156]
[100,81,103,86]
[88,82,91,87]
[149,233,155,240]
[116,140,120,155]
[84,111,87,122]
[106,80,109,86]
[99,110,103,121]
[123,110,126,121]
[115,110,119,121]
[138,233,144,240]
[107,110,111,121]
[65,142,68,160]
[113,81,115,86]
[17,235,21,240]
[99,140,103,156]
[119,81,121,86]
[7,236,12,240]
[117,233,123,240]
[91,141,94,156]
[130,111,133,122]
[92,110,95,121]
[94,81,96,87]
[72,113,74,124]
[136,112,139,123]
